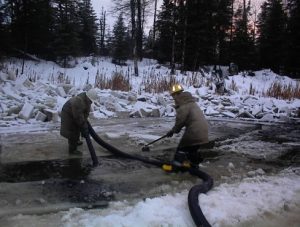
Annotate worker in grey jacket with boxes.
[166,84,209,167]
[60,88,98,155]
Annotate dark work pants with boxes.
[68,133,80,153]
[174,143,211,166]
[68,139,77,153]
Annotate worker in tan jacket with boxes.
[60,89,98,155]
[166,84,209,168]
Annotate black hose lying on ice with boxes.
[87,121,164,167]
[87,121,213,227]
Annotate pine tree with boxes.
[184,0,216,70]
[155,0,173,64]
[105,26,114,56]
[231,0,256,70]
[257,0,287,74]
[0,0,11,56]
[7,0,54,59]
[214,0,233,65]
[286,0,300,77]
[156,0,232,71]
[77,0,98,56]
[51,0,81,65]
[112,13,129,64]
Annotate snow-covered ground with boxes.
[1,57,299,128]
[61,168,300,227]
[0,57,299,226]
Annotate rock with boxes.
[224,106,239,113]
[222,101,232,106]
[137,97,147,102]
[129,110,143,118]
[251,105,262,116]
[211,99,219,105]
[164,106,175,117]
[256,168,265,175]
[7,70,17,81]
[16,77,34,88]
[140,108,152,117]
[151,108,162,117]
[56,96,67,113]
[247,168,265,177]
[205,106,219,116]
[222,111,236,118]
[0,102,7,112]
[44,97,57,108]
[150,96,158,104]
[56,86,67,97]
[1,86,23,102]
[104,99,124,112]
[259,113,274,121]
[35,111,47,122]
[19,102,34,120]
[59,84,73,94]
[237,111,255,119]
[127,92,137,102]
[43,109,59,122]
[0,72,8,81]
[157,96,167,106]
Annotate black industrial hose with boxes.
[188,168,213,227]
[87,121,213,227]
[87,121,164,167]
[85,134,99,167]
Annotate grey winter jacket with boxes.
[60,92,92,140]
[171,91,209,148]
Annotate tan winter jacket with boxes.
[60,92,92,140]
[171,91,209,148]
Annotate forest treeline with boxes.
[0,0,299,78]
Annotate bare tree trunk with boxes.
[130,0,139,76]
[100,8,106,55]
[141,0,146,33]
[243,0,246,21]
[152,0,157,47]
[136,0,143,59]
[181,2,187,73]
[170,2,176,75]
[252,3,257,41]
[229,0,234,61]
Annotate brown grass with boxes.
[140,71,208,94]
[94,71,130,91]
[141,73,177,94]
[265,81,300,100]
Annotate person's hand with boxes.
[81,126,89,138]
[166,130,174,137]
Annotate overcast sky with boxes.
[91,0,264,33]
[91,0,162,32]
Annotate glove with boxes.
[81,126,89,138]
[166,130,174,137]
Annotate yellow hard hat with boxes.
[170,84,184,95]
